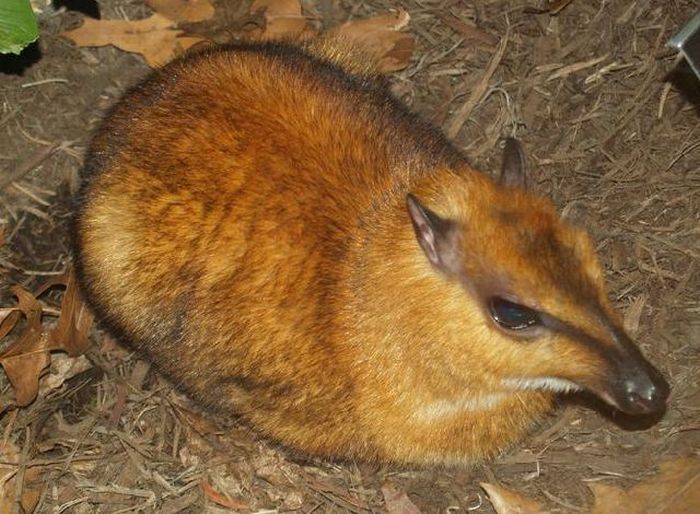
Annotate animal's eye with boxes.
[489,297,540,331]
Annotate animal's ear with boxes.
[499,137,528,189]
[406,194,461,276]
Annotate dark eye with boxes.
[489,297,540,331]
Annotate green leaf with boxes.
[0,0,39,55]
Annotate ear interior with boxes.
[499,137,528,189]
[406,194,461,276]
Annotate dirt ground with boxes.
[1,0,699,512]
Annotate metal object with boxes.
[668,11,700,79]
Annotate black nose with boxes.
[619,364,669,415]
[602,326,670,416]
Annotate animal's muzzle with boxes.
[606,331,669,415]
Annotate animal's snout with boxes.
[598,326,670,416]
[618,363,669,415]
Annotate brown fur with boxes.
[74,40,666,466]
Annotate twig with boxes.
[12,427,31,514]
[0,142,60,193]
[21,78,69,88]
[658,54,684,118]
[601,18,668,147]
[664,140,700,173]
[445,29,509,140]
[540,488,584,512]
[0,108,20,129]
[9,181,52,207]
[547,54,608,82]
[55,496,90,513]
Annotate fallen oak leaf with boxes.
[0,440,44,514]
[0,308,21,340]
[481,482,546,514]
[61,14,205,67]
[62,13,173,48]
[41,353,93,393]
[330,10,415,72]
[0,308,17,324]
[178,36,208,52]
[200,479,248,510]
[251,0,314,40]
[33,272,70,297]
[252,0,301,17]
[107,380,129,428]
[99,334,130,359]
[0,470,42,514]
[0,436,19,485]
[46,269,94,357]
[589,456,700,514]
[0,286,50,406]
[146,0,215,23]
[589,483,626,512]
[172,397,229,457]
[381,483,422,514]
[436,13,498,48]
[261,16,315,39]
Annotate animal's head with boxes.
[407,138,668,416]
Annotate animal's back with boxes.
[83,43,462,276]
[76,41,468,457]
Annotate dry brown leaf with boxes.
[0,308,16,324]
[99,333,130,358]
[437,14,498,47]
[128,360,152,391]
[252,0,301,17]
[0,473,42,514]
[590,457,700,514]
[42,354,92,392]
[0,271,94,409]
[146,0,215,22]
[0,308,20,340]
[330,10,414,72]
[589,483,627,511]
[251,0,314,40]
[176,402,222,436]
[61,14,205,67]
[381,483,422,514]
[0,440,44,514]
[178,36,208,52]
[0,286,50,407]
[200,480,248,510]
[481,483,546,514]
[0,441,19,495]
[264,16,315,39]
[47,270,94,357]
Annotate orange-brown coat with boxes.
[74,40,667,466]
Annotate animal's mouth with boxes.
[595,365,670,416]
[595,332,670,416]
[502,367,669,416]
